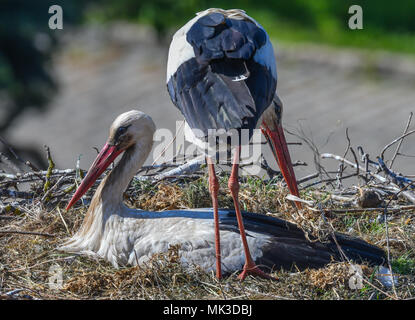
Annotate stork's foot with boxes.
[237,262,278,281]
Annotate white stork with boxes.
[61,110,385,279]
[166,8,301,279]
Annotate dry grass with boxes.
[1,173,414,300]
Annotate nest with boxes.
[1,122,415,300]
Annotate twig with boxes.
[0,189,35,199]
[0,169,75,180]
[0,152,20,173]
[0,135,40,172]
[380,129,415,162]
[322,153,387,183]
[350,147,360,182]
[0,230,55,237]
[43,145,55,195]
[285,126,334,187]
[297,172,319,184]
[137,156,205,182]
[337,128,352,187]
[301,172,360,190]
[0,215,17,220]
[9,256,76,272]
[322,152,415,203]
[41,174,68,202]
[377,157,414,188]
[390,112,413,169]
[309,205,415,214]
[56,207,70,235]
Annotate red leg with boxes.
[228,147,277,281]
[207,157,221,279]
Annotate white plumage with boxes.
[61,206,268,272]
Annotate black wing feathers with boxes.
[167,13,276,138]
[220,211,386,271]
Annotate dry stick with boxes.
[138,156,205,182]
[297,172,319,184]
[321,153,415,204]
[311,190,355,202]
[0,189,35,199]
[0,152,20,173]
[390,112,413,169]
[0,135,40,172]
[350,147,360,181]
[357,146,380,173]
[0,169,75,180]
[301,172,360,189]
[309,205,415,214]
[380,129,415,162]
[337,128,352,187]
[41,173,68,202]
[9,256,76,272]
[286,126,335,189]
[0,216,17,220]
[307,145,361,189]
[43,145,55,195]
[5,287,41,300]
[56,207,70,235]
[396,153,415,158]
[0,230,54,237]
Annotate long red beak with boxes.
[65,143,123,211]
[261,122,302,209]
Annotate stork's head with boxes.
[66,110,156,210]
[108,110,156,151]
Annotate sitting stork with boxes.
[166,8,300,279]
[62,111,385,279]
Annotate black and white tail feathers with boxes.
[220,210,386,272]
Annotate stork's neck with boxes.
[101,140,152,207]
[80,138,152,228]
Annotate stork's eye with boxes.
[117,126,128,136]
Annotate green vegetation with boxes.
[89,0,415,53]
[392,253,415,275]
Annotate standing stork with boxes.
[62,110,385,278]
[166,8,300,279]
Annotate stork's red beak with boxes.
[261,122,302,209]
[65,143,123,210]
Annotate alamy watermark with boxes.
[48,5,63,30]
[48,264,63,290]
[348,5,363,30]
[348,264,363,289]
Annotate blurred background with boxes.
[1,0,415,181]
